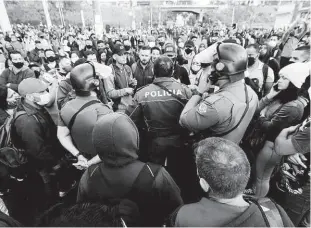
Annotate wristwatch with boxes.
[192,89,203,97]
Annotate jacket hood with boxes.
[92,113,139,167]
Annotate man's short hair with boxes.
[8,51,22,60]
[195,137,250,199]
[246,43,260,52]
[140,45,151,52]
[295,45,310,53]
[151,46,161,53]
[84,50,95,57]
[44,49,54,55]
[97,40,105,45]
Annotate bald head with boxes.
[70,63,94,91]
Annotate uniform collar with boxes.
[153,77,175,83]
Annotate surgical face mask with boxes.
[268,41,277,48]
[178,42,184,48]
[124,45,131,51]
[159,41,165,46]
[33,93,51,106]
[185,48,193,54]
[12,61,24,69]
[34,70,41,78]
[149,42,155,48]
[47,56,56,62]
[191,64,201,74]
[248,57,256,66]
[71,57,79,64]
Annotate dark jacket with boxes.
[257,96,308,141]
[28,48,44,65]
[0,109,9,126]
[77,113,183,226]
[173,63,190,85]
[132,61,154,89]
[12,101,63,168]
[0,67,35,92]
[126,77,192,134]
[67,41,79,52]
[171,197,294,227]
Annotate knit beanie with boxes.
[279,62,310,88]
[92,113,139,167]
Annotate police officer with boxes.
[57,62,113,169]
[126,56,200,202]
[180,42,259,144]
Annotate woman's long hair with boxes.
[259,43,273,64]
[274,82,299,104]
[0,85,8,110]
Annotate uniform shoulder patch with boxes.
[205,94,222,104]
[198,102,208,114]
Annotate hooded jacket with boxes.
[77,113,183,226]
[171,197,294,227]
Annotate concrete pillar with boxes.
[93,0,103,38]
[42,0,52,29]
[0,0,12,33]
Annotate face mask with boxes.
[268,41,277,48]
[124,45,131,51]
[34,70,41,78]
[185,48,192,54]
[149,42,155,48]
[34,93,50,106]
[191,65,201,74]
[47,56,56,62]
[178,42,184,48]
[12,62,24,69]
[159,42,165,46]
[248,57,256,66]
[71,57,78,63]
[86,45,93,49]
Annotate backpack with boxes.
[88,162,161,226]
[0,111,28,168]
[244,196,285,227]
[245,64,269,99]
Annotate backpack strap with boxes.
[67,100,101,130]
[245,196,284,227]
[127,162,161,202]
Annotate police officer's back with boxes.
[180,42,259,144]
[126,56,192,165]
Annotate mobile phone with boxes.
[273,84,279,91]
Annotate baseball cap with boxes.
[113,44,126,55]
[164,43,176,55]
[147,36,155,42]
[18,78,48,97]
[185,40,195,48]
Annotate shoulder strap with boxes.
[153,82,187,105]
[245,196,284,227]
[214,83,250,137]
[68,100,101,130]
[128,163,161,201]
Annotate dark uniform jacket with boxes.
[126,77,192,135]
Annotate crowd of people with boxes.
[0,14,310,227]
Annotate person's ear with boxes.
[113,54,117,60]
[199,177,210,193]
